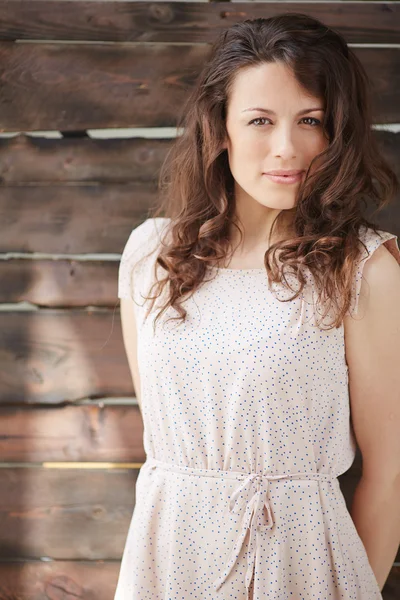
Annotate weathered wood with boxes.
[0,404,144,462]
[0,183,157,253]
[0,560,120,600]
[0,134,171,183]
[1,211,399,305]
[0,131,398,184]
[0,310,133,404]
[0,187,397,253]
[0,467,138,559]
[0,132,398,254]
[0,44,398,131]
[0,2,398,43]
[0,259,120,306]
[0,42,205,131]
[0,460,398,564]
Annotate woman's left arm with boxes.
[344,243,400,592]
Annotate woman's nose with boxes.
[270,126,297,158]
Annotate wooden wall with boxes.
[0,1,399,597]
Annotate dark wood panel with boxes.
[0,134,171,183]
[0,132,398,256]
[0,131,398,184]
[0,460,398,565]
[0,2,398,43]
[0,467,138,559]
[0,560,120,600]
[0,42,205,131]
[0,44,398,131]
[0,183,156,253]
[0,189,398,254]
[0,404,144,462]
[0,310,133,404]
[0,259,120,306]
[1,211,399,306]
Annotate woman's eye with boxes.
[249,117,270,126]
[249,117,321,127]
[301,117,321,126]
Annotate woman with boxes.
[115,13,400,600]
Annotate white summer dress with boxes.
[115,217,400,600]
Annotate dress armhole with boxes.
[117,219,153,300]
[348,227,400,317]
[117,217,171,300]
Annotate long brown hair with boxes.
[139,13,398,331]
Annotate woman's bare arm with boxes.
[344,243,400,590]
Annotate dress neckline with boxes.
[208,265,267,274]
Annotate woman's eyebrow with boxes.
[242,107,325,115]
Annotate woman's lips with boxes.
[263,172,304,184]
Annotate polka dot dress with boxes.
[115,218,400,600]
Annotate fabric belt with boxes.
[145,457,337,597]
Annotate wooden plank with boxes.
[0,404,145,462]
[0,42,206,131]
[0,44,398,131]
[0,560,120,600]
[0,259,120,306]
[0,2,398,43]
[0,462,398,565]
[0,131,397,257]
[0,310,134,405]
[0,467,138,559]
[1,208,399,306]
[0,131,398,185]
[0,134,171,183]
[0,183,157,253]
[0,562,398,600]
[1,206,399,305]
[0,405,370,474]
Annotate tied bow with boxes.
[213,473,275,595]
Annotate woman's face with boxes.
[222,61,329,212]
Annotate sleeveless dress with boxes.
[115,217,400,600]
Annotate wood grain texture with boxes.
[0,183,156,253]
[0,404,144,462]
[0,135,171,183]
[0,131,398,184]
[0,560,120,600]
[0,2,398,43]
[0,259,120,306]
[0,44,398,131]
[0,467,138,559]
[0,455,399,564]
[0,132,398,256]
[0,310,132,404]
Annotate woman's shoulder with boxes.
[349,224,400,317]
[357,224,400,263]
[117,217,171,300]
[124,217,170,248]
[121,217,171,263]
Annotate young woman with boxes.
[115,13,400,600]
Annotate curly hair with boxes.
[136,12,398,332]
